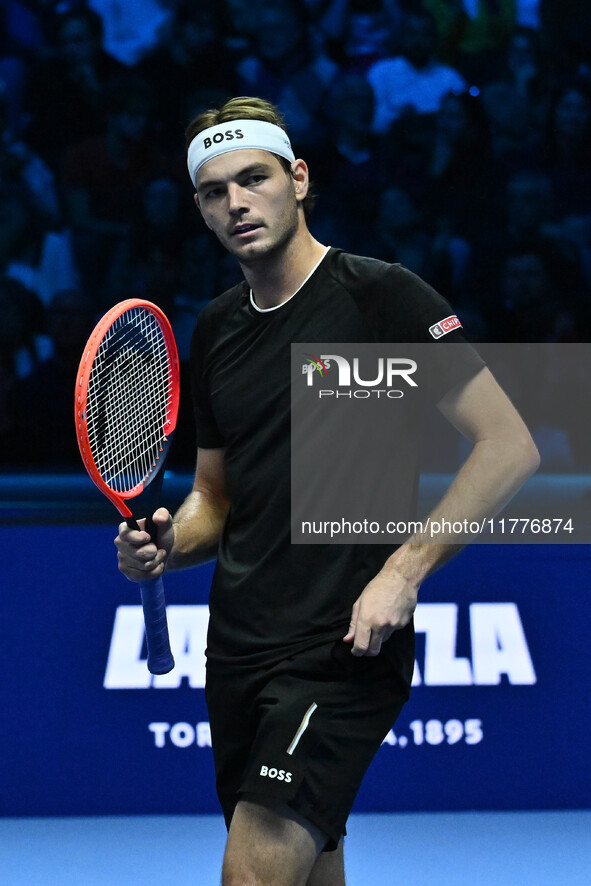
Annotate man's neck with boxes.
[243,230,328,310]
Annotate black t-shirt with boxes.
[190,248,484,672]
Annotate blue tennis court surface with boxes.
[1,811,589,885]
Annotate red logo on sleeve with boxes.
[429,315,462,339]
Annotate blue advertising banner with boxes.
[3,521,590,817]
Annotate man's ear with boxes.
[291,158,309,202]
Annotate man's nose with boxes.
[227,183,248,214]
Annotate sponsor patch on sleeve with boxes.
[429,314,462,339]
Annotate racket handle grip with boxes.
[139,577,175,675]
[125,517,174,674]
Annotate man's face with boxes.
[502,254,548,306]
[506,175,551,231]
[59,19,96,66]
[331,76,374,132]
[194,149,304,265]
[400,14,436,69]
[554,89,590,140]
[256,7,302,62]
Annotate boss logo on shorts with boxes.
[203,129,244,150]
[259,765,292,783]
[429,315,462,339]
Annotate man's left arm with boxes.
[344,367,540,657]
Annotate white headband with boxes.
[187,119,296,186]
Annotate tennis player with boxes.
[115,97,539,886]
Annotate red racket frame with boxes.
[74,298,180,518]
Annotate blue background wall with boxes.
[3,516,590,817]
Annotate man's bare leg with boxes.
[221,795,345,886]
[307,838,345,886]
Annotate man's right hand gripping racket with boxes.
[75,299,179,675]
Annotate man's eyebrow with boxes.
[197,163,274,193]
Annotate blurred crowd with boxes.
[1,0,590,470]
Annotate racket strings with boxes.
[90,316,168,490]
[85,308,174,493]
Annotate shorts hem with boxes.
[236,787,345,852]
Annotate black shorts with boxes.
[205,634,412,850]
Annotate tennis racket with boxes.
[75,298,179,675]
